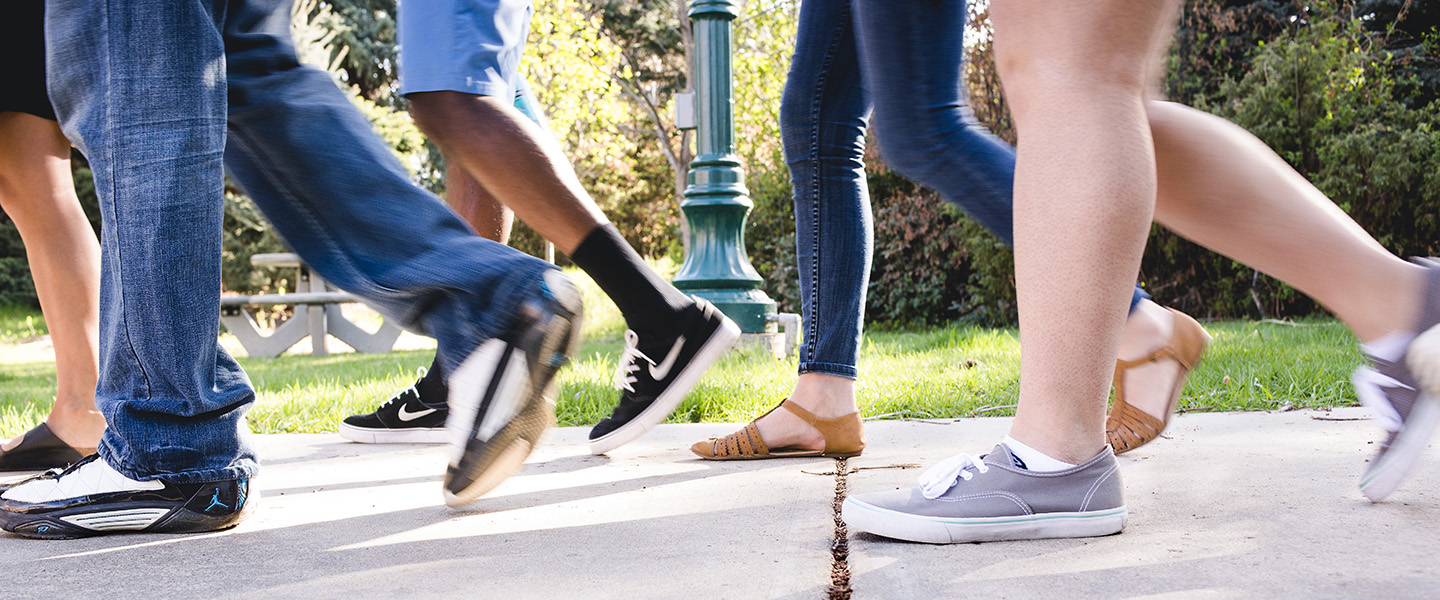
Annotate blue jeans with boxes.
[781,0,1148,379]
[45,0,552,483]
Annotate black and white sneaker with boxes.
[443,270,584,507]
[1356,258,1440,501]
[0,454,252,539]
[339,365,450,444]
[588,298,740,455]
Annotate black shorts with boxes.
[0,0,56,121]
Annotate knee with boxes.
[407,92,509,147]
[870,108,965,181]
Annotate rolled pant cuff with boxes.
[798,362,858,379]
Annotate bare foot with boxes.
[753,373,858,451]
[45,395,106,450]
[1115,299,1183,422]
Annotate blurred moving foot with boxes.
[443,270,583,507]
[1106,307,1211,454]
[1356,258,1440,502]
[339,365,449,444]
[588,299,739,455]
[0,454,252,539]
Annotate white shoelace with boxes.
[917,452,989,500]
[380,366,428,408]
[612,330,655,393]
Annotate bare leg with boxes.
[1148,101,1423,341]
[409,92,605,254]
[0,112,103,450]
[444,161,512,244]
[990,0,1178,463]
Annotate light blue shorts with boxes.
[398,0,533,98]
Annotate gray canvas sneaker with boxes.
[843,444,1126,544]
[1356,258,1440,501]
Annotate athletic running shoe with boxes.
[0,454,252,539]
[843,444,1126,544]
[588,299,740,454]
[443,270,583,507]
[339,366,449,444]
[1355,258,1440,501]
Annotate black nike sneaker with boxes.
[443,270,584,507]
[339,365,450,444]
[0,454,252,539]
[588,298,739,455]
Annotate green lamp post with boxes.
[673,0,776,334]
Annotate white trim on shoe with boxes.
[337,422,449,445]
[842,496,1128,544]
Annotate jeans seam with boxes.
[801,6,852,366]
[98,1,157,406]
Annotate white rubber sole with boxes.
[1364,323,1440,501]
[337,422,449,445]
[842,497,1127,544]
[587,317,741,455]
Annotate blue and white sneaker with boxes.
[0,454,252,539]
[1355,259,1440,501]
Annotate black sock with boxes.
[569,224,691,335]
[417,356,449,408]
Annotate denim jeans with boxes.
[781,0,1147,379]
[45,0,552,482]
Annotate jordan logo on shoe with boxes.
[648,336,687,381]
[397,404,439,422]
[207,487,230,512]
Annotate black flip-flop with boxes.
[0,423,94,472]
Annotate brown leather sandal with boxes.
[1106,308,1211,454]
[691,399,865,460]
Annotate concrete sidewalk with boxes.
[2,408,1439,599]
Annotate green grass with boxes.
[0,305,48,344]
[0,268,1368,436]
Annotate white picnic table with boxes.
[219,253,401,357]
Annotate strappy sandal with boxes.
[691,399,865,460]
[1106,308,1211,454]
[0,422,96,472]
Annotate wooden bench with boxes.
[219,253,401,357]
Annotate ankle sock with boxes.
[569,224,691,335]
[417,356,449,408]
[1001,436,1077,472]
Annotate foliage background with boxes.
[0,0,1434,328]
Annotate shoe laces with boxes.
[379,366,428,409]
[612,330,655,393]
[918,452,989,500]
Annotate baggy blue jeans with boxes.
[782,0,1148,379]
[44,0,552,483]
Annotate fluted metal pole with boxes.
[673,0,775,333]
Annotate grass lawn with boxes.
[0,268,1367,437]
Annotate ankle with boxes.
[1118,299,1174,361]
[791,373,858,418]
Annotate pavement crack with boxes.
[827,457,852,600]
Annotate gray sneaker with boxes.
[1356,258,1440,501]
[842,444,1126,544]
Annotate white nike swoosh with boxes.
[648,335,687,381]
[397,404,439,422]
